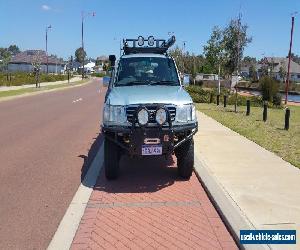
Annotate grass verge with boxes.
[0,79,89,99]
[196,103,300,168]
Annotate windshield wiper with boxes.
[117,80,150,86]
[148,80,178,86]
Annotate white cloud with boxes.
[41,4,51,11]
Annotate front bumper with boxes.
[102,122,198,156]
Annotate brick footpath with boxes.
[71,155,238,249]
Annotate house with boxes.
[258,57,300,82]
[8,50,64,73]
[94,56,109,73]
[84,61,96,73]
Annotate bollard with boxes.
[263,102,268,122]
[224,95,227,107]
[217,95,220,106]
[285,108,290,130]
[246,100,250,116]
[209,93,213,103]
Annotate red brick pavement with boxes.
[71,155,238,250]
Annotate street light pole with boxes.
[81,11,95,80]
[45,25,52,74]
[81,12,84,80]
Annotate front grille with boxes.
[126,105,176,126]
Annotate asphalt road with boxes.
[0,79,105,249]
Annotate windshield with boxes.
[115,57,180,86]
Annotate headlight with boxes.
[137,108,149,126]
[103,104,127,125]
[155,108,167,125]
[175,104,196,123]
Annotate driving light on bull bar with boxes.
[155,108,167,125]
[137,108,149,126]
[103,104,127,125]
[175,104,196,123]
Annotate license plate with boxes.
[142,145,162,155]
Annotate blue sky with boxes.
[0,0,299,60]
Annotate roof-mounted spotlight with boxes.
[148,36,155,46]
[164,35,176,48]
[137,36,144,46]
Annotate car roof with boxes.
[121,53,170,59]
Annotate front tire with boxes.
[176,139,194,179]
[104,137,120,180]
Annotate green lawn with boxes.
[0,79,89,99]
[196,103,300,168]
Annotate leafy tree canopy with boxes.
[203,18,252,76]
[75,47,87,63]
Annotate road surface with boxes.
[0,79,105,249]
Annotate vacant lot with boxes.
[196,103,300,168]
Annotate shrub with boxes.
[186,84,264,107]
[91,72,107,77]
[260,76,279,102]
[272,93,282,107]
[186,85,212,103]
[227,94,263,107]
[0,72,68,86]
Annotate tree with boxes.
[289,53,300,64]
[8,45,20,55]
[0,48,11,72]
[169,46,185,73]
[75,47,87,63]
[243,56,256,65]
[248,65,256,81]
[202,18,251,77]
[169,47,205,78]
[279,65,287,83]
[260,76,279,102]
[203,26,225,74]
[222,18,252,75]
[31,51,42,88]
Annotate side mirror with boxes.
[103,76,111,87]
[109,55,116,67]
[183,75,190,86]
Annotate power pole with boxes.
[285,14,296,104]
[81,12,84,80]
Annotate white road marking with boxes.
[47,144,104,250]
[72,98,83,103]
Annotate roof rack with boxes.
[123,36,176,55]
